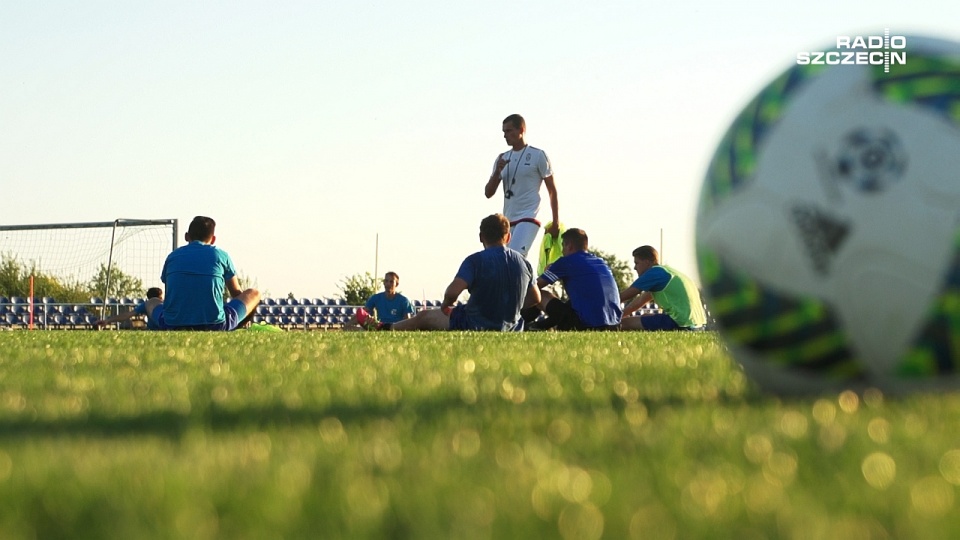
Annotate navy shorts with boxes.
[154,299,247,331]
[448,305,469,330]
[639,314,702,331]
[447,305,523,331]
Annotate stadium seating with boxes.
[0,295,453,331]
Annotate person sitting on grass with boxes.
[391,213,540,331]
[620,245,707,331]
[520,228,622,331]
[354,271,416,330]
[151,216,261,331]
[94,287,164,330]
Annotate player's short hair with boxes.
[187,216,216,242]
[632,245,660,264]
[479,214,510,244]
[146,287,163,299]
[384,271,399,282]
[502,114,525,131]
[561,228,589,251]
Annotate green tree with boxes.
[88,264,145,299]
[337,272,379,306]
[589,248,634,292]
[0,253,89,302]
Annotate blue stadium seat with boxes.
[256,305,270,315]
[263,297,277,306]
[41,296,56,304]
[10,297,27,305]
[50,314,68,329]
[0,296,8,304]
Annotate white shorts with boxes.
[509,220,541,263]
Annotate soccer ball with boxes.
[696,35,960,394]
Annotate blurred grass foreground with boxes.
[1,331,959,539]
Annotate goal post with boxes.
[0,219,178,311]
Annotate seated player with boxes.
[93,287,164,330]
[521,228,621,331]
[151,216,261,331]
[620,245,706,331]
[354,271,416,330]
[391,214,540,331]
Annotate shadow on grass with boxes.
[0,387,761,439]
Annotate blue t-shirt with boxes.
[540,250,622,327]
[630,265,707,328]
[631,265,671,292]
[456,245,533,331]
[160,241,237,327]
[365,292,415,324]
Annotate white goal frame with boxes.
[0,218,178,306]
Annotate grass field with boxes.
[1,330,959,539]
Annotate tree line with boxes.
[0,254,144,303]
[335,248,634,305]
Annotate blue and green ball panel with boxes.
[699,63,825,214]
[872,54,960,125]
[901,230,960,376]
[698,246,864,380]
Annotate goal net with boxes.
[0,219,178,302]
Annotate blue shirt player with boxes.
[390,214,541,331]
[522,228,622,330]
[354,271,416,329]
[151,216,262,331]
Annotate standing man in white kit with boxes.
[484,114,560,261]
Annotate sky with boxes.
[2,1,958,302]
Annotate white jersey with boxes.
[492,145,552,222]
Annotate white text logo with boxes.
[797,30,906,72]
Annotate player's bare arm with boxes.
[484,154,509,199]
[623,291,653,316]
[441,277,469,310]
[543,175,560,237]
[225,276,244,298]
[523,281,542,309]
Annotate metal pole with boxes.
[660,228,664,263]
[102,219,119,319]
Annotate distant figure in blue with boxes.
[354,271,416,330]
[521,228,622,331]
[94,287,164,330]
[151,216,261,331]
[391,213,541,331]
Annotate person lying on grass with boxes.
[94,287,163,330]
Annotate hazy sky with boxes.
[2,2,957,301]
